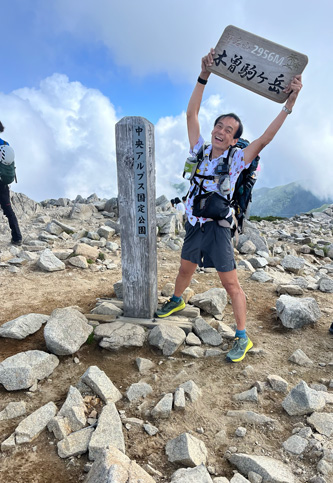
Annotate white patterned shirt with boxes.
[185,135,246,226]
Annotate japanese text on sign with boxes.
[133,125,148,237]
[207,25,308,103]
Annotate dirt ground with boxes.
[0,245,333,482]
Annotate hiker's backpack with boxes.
[188,139,259,235]
[229,138,260,234]
[0,140,17,185]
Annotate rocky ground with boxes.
[0,193,333,483]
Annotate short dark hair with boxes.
[0,122,4,133]
[214,113,243,139]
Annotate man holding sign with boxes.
[156,47,302,363]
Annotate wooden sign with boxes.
[115,117,158,318]
[207,25,308,103]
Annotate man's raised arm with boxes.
[243,75,303,166]
[187,48,215,150]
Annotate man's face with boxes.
[211,116,239,154]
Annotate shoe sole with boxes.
[226,339,253,363]
[156,301,186,318]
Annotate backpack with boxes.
[0,140,17,185]
[187,138,259,236]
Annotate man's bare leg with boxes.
[218,269,246,330]
[174,258,198,297]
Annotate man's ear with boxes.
[231,138,239,147]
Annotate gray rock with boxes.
[0,313,49,339]
[69,203,97,220]
[1,433,16,451]
[179,380,202,402]
[174,387,186,411]
[44,307,93,355]
[85,445,155,483]
[95,322,146,350]
[282,380,326,416]
[276,284,304,296]
[15,401,57,444]
[318,277,333,293]
[276,295,321,329]
[193,317,223,346]
[237,224,268,253]
[186,332,202,346]
[281,255,305,274]
[97,226,115,240]
[0,350,59,390]
[307,412,333,437]
[250,270,273,283]
[151,393,173,419]
[126,382,153,402]
[230,475,251,483]
[216,321,235,339]
[113,280,123,299]
[57,426,95,458]
[248,257,268,269]
[267,375,288,393]
[56,385,86,433]
[282,434,308,454]
[143,423,159,436]
[37,248,66,272]
[166,432,208,467]
[226,410,276,425]
[228,453,295,483]
[91,302,123,316]
[233,387,258,403]
[89,403,125,460]
[73,242,99,259]
[136,357,155,374]
[68,255,89,269]
[0,401,26,421]
[81,366,122,403]
[170,464,213,482]
[190,288,227,316]
[239,240,257,254]
[288,349,313,366]
[148,325,186,356]
[181,346,205,358]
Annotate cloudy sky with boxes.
[1,0,332,202]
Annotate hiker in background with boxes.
[175,197,185,215]
[0,121,22,246]
[175,196,186,224]
[156,48,303,363]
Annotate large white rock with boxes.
[44,307,93,355]
[166,433,208,467]
[81,366,122,403]
[85,445,155,483]
[37,248,66,272]
[0,350,59,390]
[228,453,295,483]
[89,403,125,460]
[0,313,49,339]
[15,401,57,444]
[276,295,321,329]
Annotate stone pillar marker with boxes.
[115,117,157,318]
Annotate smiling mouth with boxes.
[215,136,223,142]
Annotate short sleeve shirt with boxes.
[185,135,246,226]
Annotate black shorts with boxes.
[181,221,236,273]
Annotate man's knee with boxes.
[178,260,197,278]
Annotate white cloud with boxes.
[2,74,117,201]
[2,74,333,205]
